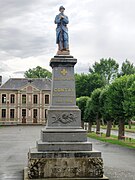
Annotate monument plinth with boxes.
[24,55,109,180]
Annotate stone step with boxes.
[41,128,87,142]
[37,141,92,151]
[29,147,101,159]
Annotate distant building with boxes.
[0,78,51,125]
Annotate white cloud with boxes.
[0,0,135,82]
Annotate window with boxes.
[45,109,47,119]
[2,94,6,103]
[22,95,26,104]
[22,109,26,117]
[45,95,49,104]
[10,94,15,104]
[33,95,38,104]
[33,109,37,118]
[1,109,6,118]
[10,109,14,119]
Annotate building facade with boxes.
[0,78,51,125]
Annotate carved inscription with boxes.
[52,166,80,175]
[54,77,74,81]
[55,99,73,104]
[54,88,73,92]
[53,94,74,97]
[52,67,75,105]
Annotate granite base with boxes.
[24,167,109,180]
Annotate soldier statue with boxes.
[55,6,69,54]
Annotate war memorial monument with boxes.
[24,6,109,180]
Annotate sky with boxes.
[0,0,135,83]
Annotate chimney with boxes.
[0,76,2,86]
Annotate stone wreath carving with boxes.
[52,112,77,124]
[28,158,45,179]
[87,157,104,177]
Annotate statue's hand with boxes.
[60,15,64,19]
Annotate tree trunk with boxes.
[106,120,112,137]
[96,118,100,134]
[101,119,105,126]
[81,121,84,129]
[128,120,131,129]
[84,123,87,131]
[118,119,125,140]
[88,121,92,133]
[113,121,116,128]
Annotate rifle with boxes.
[60,13,64,50]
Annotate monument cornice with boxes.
[50,55,77,67]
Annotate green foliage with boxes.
[119,60,135,76]
[76,96,89,121]
[107,75,129,122]
[24,66,52,79]
[75,73,105,98]
[90,88,102,118]
[84,88,102,123]
[89,58,119,84]
[124,74,135,119]
[105,74,135,123]
[84,98,96,123]
[99,87,113,122]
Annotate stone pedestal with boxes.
[24,55,109,180]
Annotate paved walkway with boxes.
[87,138,135,180]
[0,126,135,180]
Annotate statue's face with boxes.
[60,8,64,13]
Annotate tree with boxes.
[84,98,96,132]
[90,88,102,134]
[124,74,135,122]
[75,74,89,98]
[89,58,119,84]
[76,96,89,128]
[99,87,114,137]
[24,66,52,79]
[75,73,105,98]
[119,60,135,76]
[107,76,130,140]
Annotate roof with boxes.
[0,78,51,91]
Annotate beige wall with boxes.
[0,86,50,125]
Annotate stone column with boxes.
[40,55,87,143]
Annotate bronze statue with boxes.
[55,6,69,54]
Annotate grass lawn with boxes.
[92,125,135,133]
[88,132,135,149]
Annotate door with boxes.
[22,109,26,123]
[33,109,37,123]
